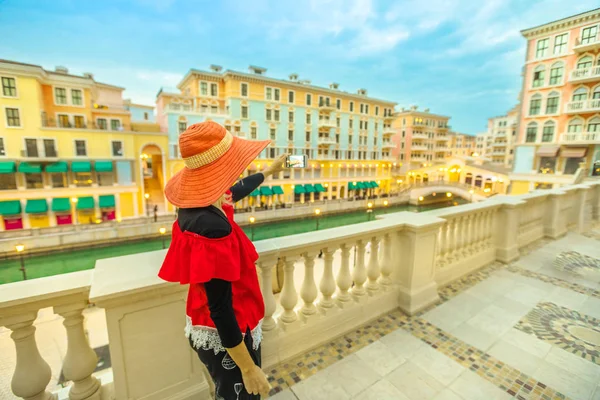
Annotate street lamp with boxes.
[249,216,256,240]
[315,208,321,230]
[367,202,373,221]
[159,227,167,249]
[144,193,150,217]
[15,244,26,280]
[383,200,389,214]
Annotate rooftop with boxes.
[520,7,600,37]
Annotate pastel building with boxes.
[477,106,519,168]
[0,59,171,231]
[447,132,477,158]
[156,65,401,207]
[511,8,600,194]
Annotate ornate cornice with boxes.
[521,8,600,38]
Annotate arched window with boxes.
[542,121,555,142]
[567,118,584,133]
[474,175,483,188]
[588,117,600,133]
[546,91,560,114]
[177,116,187,134]
[572,87,588,102]
[532,65,545,88]
[593,86,600,100]
[526,122,538,143]
[549,62,564,85]
[577,56,593,70]
[465,173,473,185]
[529,94,542,116]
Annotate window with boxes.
[74,115,85,128]
[577,56,593,70]
[274,109,280,122]
[112,141,123,156]
[529,95,542,115]
[144,112,149,120]
[178,121,187,133]
[375,106,379,116]
[553,33,568,54]
[71,89,83,106]
[288,110,294,123]
[241,105,248,119]
[43,139,57,157]
[525,123,537,143]
[288,130,294,141]
[532,66,545,88]
[251,127,257,139]
[306,93,312,106]
[0,137,4,156]
[200,82,208,96]
[594,86,600,100]
[210,83,218,97]
[541,121,555,142]
[305,131,310,142]
[567,119,583,133]
[211,105,218,114]
[336,99,341,110]
[572,87,588,101]
[349,101,354,112]
[274,88,280,101]
[51,172,65,188]
[58,114,70,128]
[269,128,276,140]
[535,38,549,58]
[360,104,364,114]
[97,118,107,130]
[2,77,16,97]
[288,91,294,104]
[548,64,563,85]
[5,108,20,127]
[25,139,38,157]
[365,104,369,114]
[349,119,354,129]
[581,25,598,45]
[348,135,353,144]
[588,117,600,132]
[75,140,87,156]
[110,119,121,130]
[546,92,559,114]
[538,157,556,174]
[55,87,67,104]
[241,83,249,97]
[306,113,311,124]
[25,171,43,189]
[266,87,273,101]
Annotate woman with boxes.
[158,121,286,399]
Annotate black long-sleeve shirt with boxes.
[178,173,264,348]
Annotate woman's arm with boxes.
[230,154,288,202]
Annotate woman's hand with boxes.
[263,154,288,177]
[241,364,271,397]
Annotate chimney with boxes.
[209,64,223,73]
[83,72,94,79]
[55,66,69,74]
[357,88,367,95]
[410,105,418,111]
[289,73,298,81]
[329,82,339,90]
[248,65,267,75]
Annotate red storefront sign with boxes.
[56,214,73,225]
[4,218,23,230]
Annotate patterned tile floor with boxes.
[266,233,600,400]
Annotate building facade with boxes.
[511,8,600,194]
[447,132,477,158]
[156,65,401,208]
[477,105,519,168]
[0,59,169,231]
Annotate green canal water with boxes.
[0,199,466,284]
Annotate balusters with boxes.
[447,218,456,263]
[378,234,392,288]
[318,248,336,310]
[435,226,444,269]
[460,215,468,256]
[55,302,101,400]
[300,252,318,319]
[257,258,278,331]
[5,312,55,400]
[336,244,353,305]
[366,236,380,295]
[485,210,493,247]
[477,212,485,250]
[466,214,475,254]
[280,256,299,324]
[351,240,367,298]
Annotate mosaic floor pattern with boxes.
[554,251,600,280]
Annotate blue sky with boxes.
[0,0,598,134]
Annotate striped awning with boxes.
[560,147,587,158]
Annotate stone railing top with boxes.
[0,270,92,314]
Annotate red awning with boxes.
[536,146,559,157]
[560,147,587,158]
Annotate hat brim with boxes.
[165,137,271,208]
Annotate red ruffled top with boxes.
[158,204,264,335]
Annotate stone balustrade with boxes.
[0,182,599,400]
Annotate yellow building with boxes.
[0,59,171,231]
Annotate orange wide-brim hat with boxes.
[165,121,270,208]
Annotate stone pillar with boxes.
[494,199,522,263]
[544,191,567,239]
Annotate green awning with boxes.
[249,189,260,197]
[52,198,71,212]
[76,196,95,210]
[294,185,306,194]
[259,187,273,196]
[304,184,316,193]
[95,161,113,172]
[363,181,373,188]
[45,161,68,173]
[25,199,48,214]
[314,184,326,193]
[348,182,358,190]
[99,195,115,208]
[72,161,91,173]
[370,181,379,188]
[0,200,21,216]
[0,161,16,174]
[18,162,42,173]
[357,182,367,189]
[271,186,284,195]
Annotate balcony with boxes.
[1,184,599,400]
[435,135,449,142]
[492,142,507,147]
[412,132,429,140]
[573,33,600,52]
[382,141,395,149]
[411,144,429,151]
[318,102,336,111]
[318,118,337,129]
[318,136,336,145]
[41,118,132,132]
[569,66,600,83]
[564,99,600,114]
[559,131,600,144]
[492,149,506,155]
[383,127,396,136]
[410,154,427,161]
